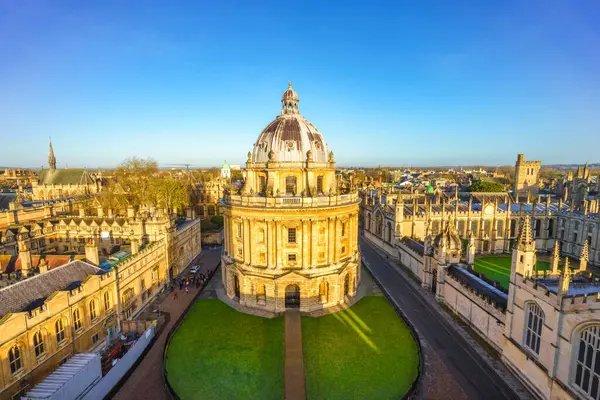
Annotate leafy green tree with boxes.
[210,215,224,227]
[468,181,506,192]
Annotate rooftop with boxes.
[0,260,101,318]
[537,278,600,296]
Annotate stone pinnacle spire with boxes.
[580,240,589,272]
[517,216,535,251]
[48,138,56,170]
[551,241,560,275]
[559,257,571,298]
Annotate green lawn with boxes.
[302,296,419,400]
[474,256,578,290]
[165,300,284,400]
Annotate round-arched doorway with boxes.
[285,285,300,308]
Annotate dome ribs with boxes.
[281,118,302,142]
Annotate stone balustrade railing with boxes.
[223,192,359,208]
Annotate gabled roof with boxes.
[0,260,101,318]
[38,169,95,186]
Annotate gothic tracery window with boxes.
[34,331,45,358]
[8,345,21,374]
[375,213,383,236]
[55,319,65,344]
[574,325,600,399]
[524,302,544,355]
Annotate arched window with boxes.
[104,291,111,311]
[8,345,21,374]
[34,331,45,358]
[55,319,65,344]
[259,176,267,193]
[573,325,600,399]
[316,176,323,194]
[344,274,350,296]
[375,213,383,235]
[319,281,329,302]
[386,221,392,242]
[497,220,504,237]
[366,213,371,232]
[73,309,82,331]
[432,220,440,236]
[458,220,466,235]
[89,300,97,321]
[524,302,544,355]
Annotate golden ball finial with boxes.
[288,81,292,88]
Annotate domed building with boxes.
[220,83,360,315]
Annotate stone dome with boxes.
[251,82,330,163]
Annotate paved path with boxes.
[113,248,221,400]
[284,310,306,400]
[360,238,520,400]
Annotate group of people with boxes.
[172,268,213,299]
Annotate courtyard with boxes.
[474,255,578,290]
[165,294,419,399]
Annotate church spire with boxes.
[48,138,56,170]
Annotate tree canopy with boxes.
[96,158,190,212]
[468,181,506,192]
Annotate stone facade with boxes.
[362,190,600,267]
[513,153,541,202]
[221,83,360,316]
[365,206,600,399]
[0,209,201,399]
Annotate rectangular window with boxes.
[259,176,267,193]
[92,334,99,344]
[141,279,146,290]
[286,176,297,195]
[341,222,346,237]
[288,228,296,243]
[237,222,243,239]
[317,176,323,193]
[288,254,296,262]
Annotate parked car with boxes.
[190,266,200,274]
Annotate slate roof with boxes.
[401,237,425,256]
[0,193,16,210]
[0,260,100,318]
[38,169,95,186]
[448,266,508,309]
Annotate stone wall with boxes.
[442,273,506,352]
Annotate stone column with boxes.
[302,219,309,269]
[311,219,318,267]
[275,220,283,268]
[328,217,335,264]
[267,220,274,268]
[249,218,254,265]
[243,218,250,265]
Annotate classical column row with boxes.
[229,213,358,269]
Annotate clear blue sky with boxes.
[1,1,599,168]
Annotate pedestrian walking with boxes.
[173,290,178,300]
[179,280,183,290]
[185,286,189,294]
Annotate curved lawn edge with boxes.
[162,264,219,400]
[361,260,423,400]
